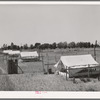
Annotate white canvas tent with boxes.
[8,51,20,55]
[54,54,99,78]
[3,50,20,59]
[3,50,12,54]
[20,51,38,61]
[3,50,20,55]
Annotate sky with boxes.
[0,4,100,47]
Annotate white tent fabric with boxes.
[8,51,20,55]
[20,51,38,58]
[3,50,20,55]
[3,50,12,54]
[54,54,99,69]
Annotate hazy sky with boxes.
[0,4,100,46]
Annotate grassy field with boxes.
[1,48,100,74]
[0,48,100,91]
[0,73,100,91]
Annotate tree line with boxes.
[1,41,99,50]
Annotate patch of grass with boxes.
[0,75,15,91]
[0,48,100,91]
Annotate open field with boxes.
[19,48,100,74]
[1,48,100,74]
[0,48,100,91]
[0,73,100,91]
[18,48,100,74]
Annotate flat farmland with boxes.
[0,48,100,74]
[18,48,100,74]
[0,48,100,91]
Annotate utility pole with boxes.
[38,48,40,60]
[46,52,49,73]
[94,40,97,60]
[41,53,45,73]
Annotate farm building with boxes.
[2,50,21,74]
[20,51,39,61]
[54,54,100,78]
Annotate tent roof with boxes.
[20,51,38,57]
[3,50,12,54]
[54,54,99,68]
[8,51,20,55]
[3,50,20,55]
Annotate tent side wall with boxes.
[69,65,100,78]
[54,54,100,78]
[58,65,100,78]
[55,60,70,78]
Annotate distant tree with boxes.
[91,44,94,48]
[39,44,44,50]
[23,44,28,49]
[43,43,50,49]
[76,42,93,48]
[57,42,64,49]
[1,41,97,50]
[52,42,57,49]
[49,44,53,49]
[11,42,14,50]
[76,42,80,48]
[87,42,91,48]
[7,46,11,49]
[68,42,76,48]
[20,46,22,49]
[30,44,34,49]
[34,43,41,48]
[39,43,50,49]
[57,42,68,49]
[17,46,20,50]
[2,44,8,50]
[63,42,67,48]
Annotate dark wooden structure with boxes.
[7,59,18,74]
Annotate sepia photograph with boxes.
[0,2,100,93]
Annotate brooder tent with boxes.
[20,51,39,61]
[8,50,20,56]
[54,54,100,78]
[3,50,20,54]
[3,50,20,58]
[3,50,12,54]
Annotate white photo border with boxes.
[0,1,100,99]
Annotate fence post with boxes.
[66,66,68,81]
[38,47,41,60]
[98,70,100,81]
[94,40,97,60]
[41,54,45,73]
[46,52,49,73]
[55,55,57,62]
[88,64,90,79]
